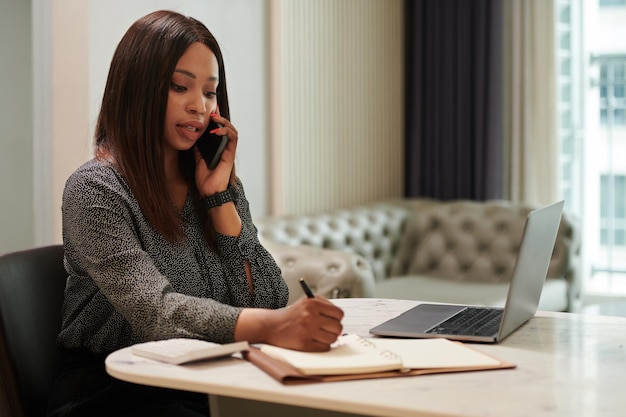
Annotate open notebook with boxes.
[244,334,514,384]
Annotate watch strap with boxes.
[201,184,238,210]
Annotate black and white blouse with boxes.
[57,158,288,354]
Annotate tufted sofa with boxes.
[256,198,581,312]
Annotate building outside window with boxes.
[599,59,626,126]
[600,174,626,247]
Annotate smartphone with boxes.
[197,120,228,169]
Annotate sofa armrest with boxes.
[263,242,375,305]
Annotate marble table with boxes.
[106,298,626,417]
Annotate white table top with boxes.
[106,298,626,417]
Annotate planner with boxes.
[245,334,514,384]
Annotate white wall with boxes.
[0,0,34,254]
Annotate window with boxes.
[557,0,582,216]
[557,0,626,295]
[600,174,626,246]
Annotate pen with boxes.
[299,278,315,298]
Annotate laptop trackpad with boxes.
[372,304,467,335]
[400,304,466,330]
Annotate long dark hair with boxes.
[94,10,231,242]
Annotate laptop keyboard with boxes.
[425,307,503,337]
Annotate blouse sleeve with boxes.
[214,178,290,309]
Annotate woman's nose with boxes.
[187,93,207,114]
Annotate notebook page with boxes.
[368,337,501,368]
[259,334,404,375]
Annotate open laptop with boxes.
[370,200,565,343]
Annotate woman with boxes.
[47,10,343,417]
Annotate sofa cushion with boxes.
[262,241,375,305]
[390,201,529,283]
[256,203,410,282]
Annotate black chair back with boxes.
[0,245,66,417]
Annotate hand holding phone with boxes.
[197,120,228,169]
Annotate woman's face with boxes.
[164,42,219,155]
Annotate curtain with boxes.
[502,0,558,205]
[405,0,504,200]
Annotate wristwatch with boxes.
[201,184,238,210]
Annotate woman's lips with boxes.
[176,122,204,141]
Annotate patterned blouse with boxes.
[57,158,288,354]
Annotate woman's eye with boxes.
[170,82,186,92]
[204,91,217,99]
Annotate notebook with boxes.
[245,333,514,384]
[369,200,565,343]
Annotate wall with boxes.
[0,0,34,254]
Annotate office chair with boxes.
[0,245,66,417]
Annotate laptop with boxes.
[369,200,565,343]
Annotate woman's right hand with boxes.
[194,113,238,197]
[235,296,344,352]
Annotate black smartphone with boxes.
[197,120,228,169]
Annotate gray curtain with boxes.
[405,0,504,200]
